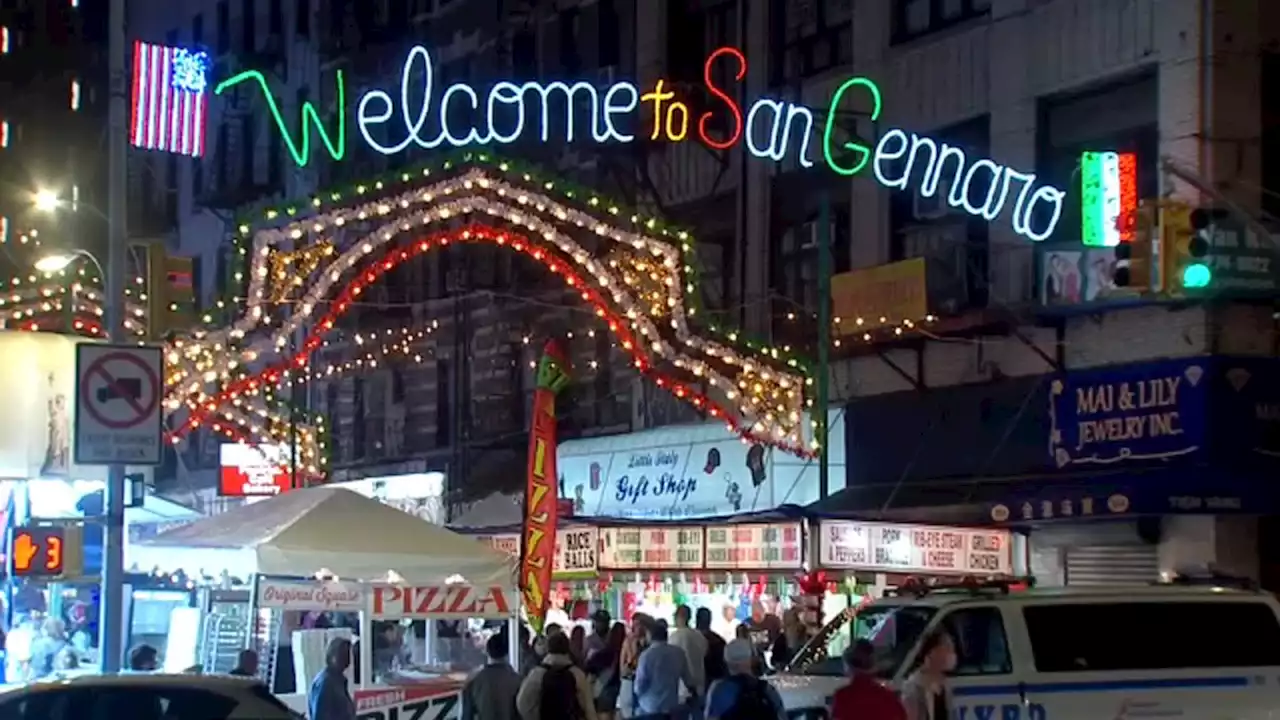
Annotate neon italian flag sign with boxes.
[218,45,1067,242]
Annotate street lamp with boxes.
[33,188,62,213]
[34,249,105,276]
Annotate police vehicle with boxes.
[0,673,301,719]
[769,575,1280,719]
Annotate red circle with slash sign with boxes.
[80,352,160,430]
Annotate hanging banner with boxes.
[598,526,705,570]
[817,520,1011,576]
[519,340,571,634]
[704,522,803,570]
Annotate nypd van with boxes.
[768,578,1280,719]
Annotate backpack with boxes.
[541,664,584,720]
[721,675,777,720]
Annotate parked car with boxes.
[0,672,301,720]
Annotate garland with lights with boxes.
[164,152,819,460]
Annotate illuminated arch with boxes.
[163,154,816,474]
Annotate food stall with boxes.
[131,486,519,714]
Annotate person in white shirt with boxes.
[712,605,740,644]
[668,605,707,698]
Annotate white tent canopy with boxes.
[129,486,514,585]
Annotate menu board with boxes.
[818,520,1011,575]
[555,527,598,576]
[598,526,704,570]
[704,523,803,570]
[475,529,599,576]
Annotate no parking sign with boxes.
[73,343,164,465]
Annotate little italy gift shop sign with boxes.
[220,45,1066,241]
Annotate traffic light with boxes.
[1111,200,1157,291]
[146,242,197,339]
[1184,207,1227,289]
[8,525,84,578]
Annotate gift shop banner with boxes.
[556,411,846,520]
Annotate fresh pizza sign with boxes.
[355,684,460,720]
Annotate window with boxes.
[598,0,619,67]
[892,0,990,44]
[558,9,580,74]
[269,0,282,36]
[192,13,203,45]
[936,607,1011,676]
[295,0,310,37]
[1025,602,1280,672]
[216,1,229,53]
[770,0,852,84]
[242,0,255,51]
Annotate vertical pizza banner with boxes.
[520,340,571,634]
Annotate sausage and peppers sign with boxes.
[220,46,1066,242]
[520,340,571,633]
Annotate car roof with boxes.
[1,673,265,696]
[871,584,1268,609]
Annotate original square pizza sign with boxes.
[355,684,461,720]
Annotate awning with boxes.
[807,464,1280,528]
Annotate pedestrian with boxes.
[571,625,587,664]
[460,634,522,720]
[229,649,259,677]
[669,605,707,697]
[128,644,159,672]
[766,609,806,671]
[703,639,786,720]
[308,637,356,720]
[518,624,540,676]
[830,640,906,720]
[516,631,598,720]
[617,613,653,718]
[584,622,626,720]
[632,621,698,719]
[695,608,727,685]
[585,610,611,658]
[900,631,956,720]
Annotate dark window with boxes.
[240,116,254,187]
[269,0,282,36]
[512,31,536,80]
[216,1,229,53]
[391,368,406,403]
[267,118,281,189]
[164,28,177,46]
[295,0,310,37]
[598,0,620,67]
[436,360,451,446]
[352,377,366,458]
[934,607,1011,676]
[558,9,580,74]
[191,13,203,45]
[770,0,852,85]
[1023,601,1280,672]
[773,204,851,319]
[242,0,255,51]
[193,159,203,198]
[216,122,229,190]
[892,0,990,44]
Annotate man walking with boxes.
[632,622,698,719]
[308,637,356,720]
[703,639,786,720]
[830,640,906,720]
[669,605,707,699]
[694,608,727,686]
[461,635,522,720]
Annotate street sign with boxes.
[8,525,84,578]
[74,343,164,465]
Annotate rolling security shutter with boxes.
[1064,545,1159,586]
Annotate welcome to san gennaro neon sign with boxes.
[218,46,1065,241]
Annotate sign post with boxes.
[74,343,164,466]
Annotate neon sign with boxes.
[217,45,1064,241]
[1080,151,1137,247]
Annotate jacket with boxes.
[899,671,955,720]
[461,661,522,720]
[515,653,600,720]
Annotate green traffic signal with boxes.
[1182,263,1212,288]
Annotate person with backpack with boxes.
[517,631,599,720]
[703,639,786,720]
[694,608,727,686]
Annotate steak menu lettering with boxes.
[704,523,802,570]
[1049,360,1207,467]
[818,520,1011,575]
[599,526,704,569]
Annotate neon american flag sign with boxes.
[130,41,210,158]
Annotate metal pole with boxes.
[816,191,831,500]
[99,0,129,673]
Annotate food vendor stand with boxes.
[132,487,519,714]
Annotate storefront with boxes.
[822,356,1280,588]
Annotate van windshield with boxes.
[783,604,936,679]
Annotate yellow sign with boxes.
[831,257,928,334]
